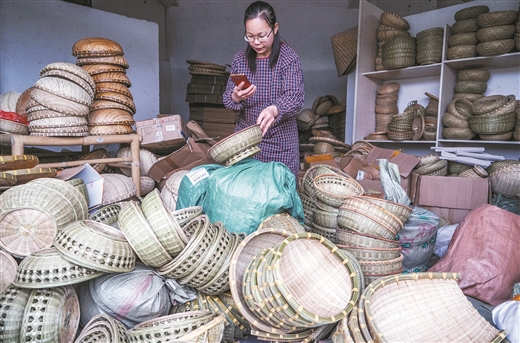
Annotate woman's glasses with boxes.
[244,29,273,42]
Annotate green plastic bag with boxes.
[176,158,304,235]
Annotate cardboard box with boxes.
[55,163,103,209]
[136,115,189,154]
[410,173,491,224]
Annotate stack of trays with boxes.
[26,62,95,136]
[374,82,400,136]
[476,10,517,56]
[73,37,136,135]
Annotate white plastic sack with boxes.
[378,159,411,206]
[434,224,458,258]
[492,300,520,343]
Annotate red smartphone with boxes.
[230,74,252,88]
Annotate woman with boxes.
[223,1,305,178]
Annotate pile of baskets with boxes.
[416,27,444,65]
[297,165,364,242]
[442,97,476,140]
[331,273,507,342]
[374,82,400,135]
[447,5,488,60]
[26,62,95,137]
[375,12,410,71]
[476,10,518,56]
[469,94,517,140]
[336,195,412,284]
[387,101,425,141]
[516,5,520,50]
[0,91,29,135]
[423,92,439,140]
[413,153,448,176]
[73,37,136,135]
[229,229,361,341]
[156,213,243,295]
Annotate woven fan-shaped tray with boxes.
[21,286,80,343]
[72,37,124,57]
[0,155,39,172]
[81,63,126,75]
[88,124,134,135]
[14,247,103,288]
[30,88,90,116]
[95,82,133,99]
[40,62,95,91]
[34,77,93,106]
[118,201,172,268]
[94,91,135,113]
[92,72,132,88]
[88,109,135,126]
[29,116,88,128]
[76,55,129,68]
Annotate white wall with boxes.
[167,1,359,122]
[0,0,160,123]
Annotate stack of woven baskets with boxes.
[447,5,489,60]
[375,12,411,71]
[516,5,520,50]
[387,101,425,141]
[470,94,517,140]
[476,10,518,56]
[336,196,411,284]
[25,62,95,137]
[416,27,444,65]
[73,37,136,135]
[374,82,400,135]
[454,68,489,103]
[423,92,439,140]
[413,153,448,176]
[442,97,476,140]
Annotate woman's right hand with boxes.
[231,82,256,103]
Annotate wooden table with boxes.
[0,133,142,195]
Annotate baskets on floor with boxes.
[0,249,18,294]
[313,174,364,208]
[74,314,128,343]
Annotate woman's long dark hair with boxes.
[244,1,281,73]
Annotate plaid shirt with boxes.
[223,43,305,176]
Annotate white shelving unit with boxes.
[350,0,520,159]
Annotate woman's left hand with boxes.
[257,105,278,136]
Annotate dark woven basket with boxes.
[416,27,444,41]
[454,5,489,21]
[457,69,490,82]
[451,19,479,34]
[477,25,516,42]
[477,10,518,28]
[446,45,477,60]
[454,80,487,94]
[476,39,515,56]
[448,32,478,47]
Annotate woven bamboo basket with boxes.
[446,44,477,60]
[88,203,121,226]
[358,253,403,275]
[40,68,95,99]
[208,124,262,165]
[448,161,473,175]
[72,37,124,57]
[489,163,520,197]
[341,197,404,233]
[356,196,412,223]
[414,159,448,175]
[361,273,507,343]
[0,286,31,341]
[81,63,125,75]
[258,213,305,234]
[336,228,400,249]
[74,313,128,343]
[77,55,129,68]
[94,91,135,113]
[479,131,513,141]
[118,201,173,268]
[442,127,476,140]
[477,25,516,42]
[0,118,29,135]
[477,10,518,28]
[458,68,491,82]
[172,313,226,343]
[469,116,515,134]
[448,32,479,47]
[100,174,136,206]
[416,27,444,40]
[476,39,515,56]
[451,19,479,34]
[442,112,470,128]
[380,12,410,31]
[337,206,400,240]
[472,95,509,115]
[448,98,474,118]
[455,80,487,94]
[34,76,92,106]
[0,249,18,294]
[313,174,364,208]
[422,125,437,140]
[171,205,204,227]
[54,219,136,273]
[141,189,187,257]
[453,93,485,103]
[387,130,414,141]
[14,247,103,288]
[376,25,410,41]
[477,95,517,116]
[0,154,39,172]
[310,221,338,243]
[20,286,80,343]
[338,244,401,262]
[416,153,439,168]
[455,5,489,21]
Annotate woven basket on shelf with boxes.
[472,95,509,115]
[451,19,479,34]
[442,127,476,140]
[387,130,414,141]
[453,92,485,102]
[380,12,410,30]
[422,126,437,140]
[458,68,491,82]
[448,161,473,175]
[477,25,516,42]
[469,116,515,135]
[477,10,518,28]
[454,5,489,21]
[360,273,507,343]
[442,112,469,128]
[448,32,478,47]
[446,44,477,60]
[479,131,513,141]
[416,27,444,40]
[454,80,487,94]
[476,39,515,56]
